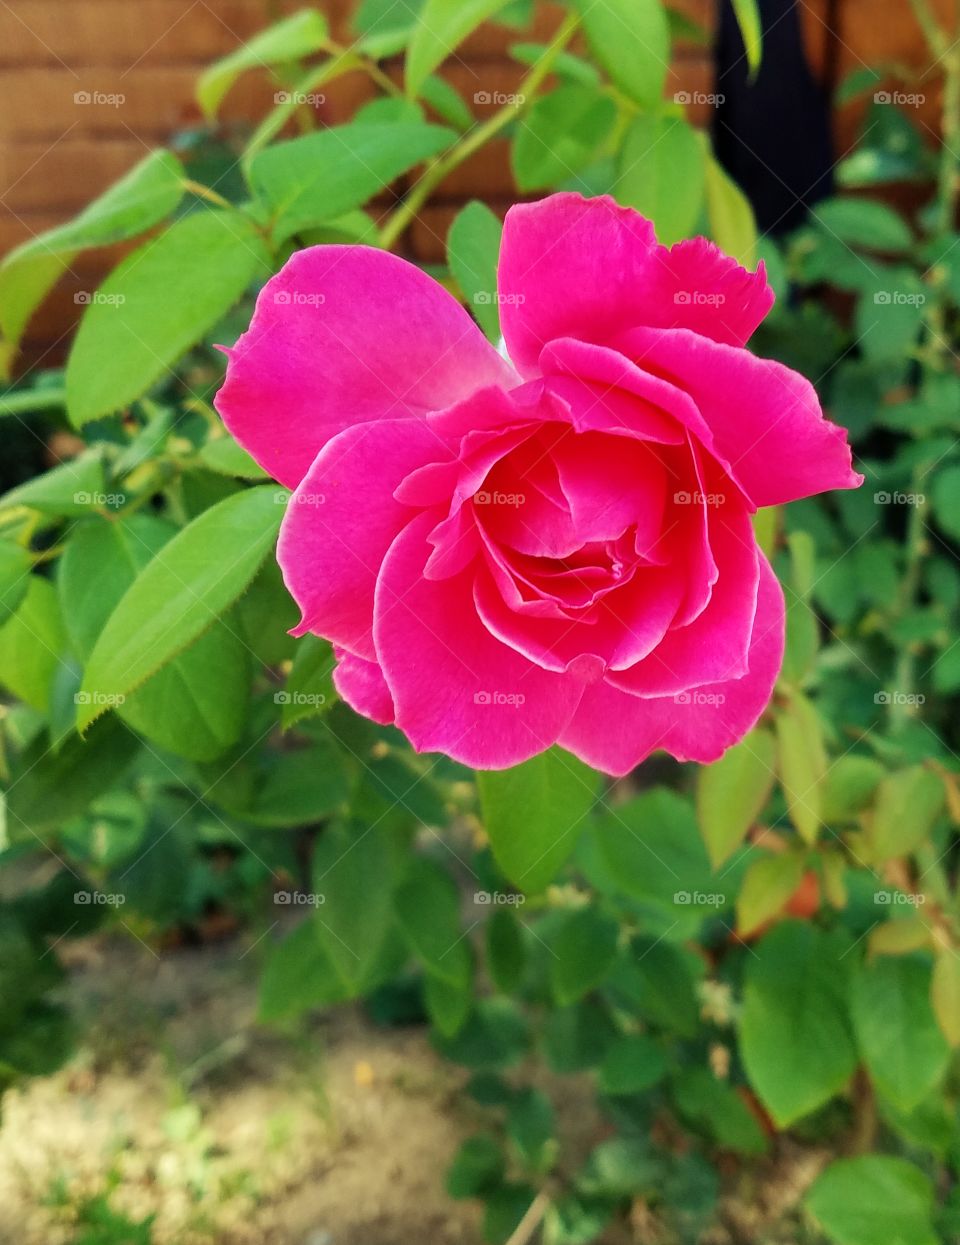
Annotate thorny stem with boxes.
[378,12,581,251]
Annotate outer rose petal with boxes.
[332,649,395,725]
[558,555,785,775]
[215,246,515,488]
[618,326,863,506]
[277,419,450,660]
[498,193,772,374]
[374,513,585,769]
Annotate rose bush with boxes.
[218,192,861,773]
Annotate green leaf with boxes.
[477,745,599,893]
[0,542,31,623]
[598,1035,667,1095]
[549,907,618,1005]
[447,200,503,341]
[696,727,775,868]
[406,0,514,97]
[446,1135,504,1199]
[615,115,706,245]
[730,0,763,75]
[65,210,271,426]
[740,921,857,1127]
[776,691,827,844]
[573,0,669,108]
[704,155,758,267]
[280,636,336,729]
[249,123,454,243]
[851,954,949,1111]
[806,1156,937,1245]
[209,738,350,827]
[671,1068,768,1155]
[736,851,806,938]
[594,787,717,918]
[76,487,282,731]
[60,515,250,761]
[419,75,473,130]
[486,906,526,994]
[395,857,471,988]
[0,151,184,348]
[5,717,140,840]
[197,9,329,120]
[508,1087,556,1172]
[512,85,616,192]
[855,269,926,364]
[813,197,913,253]
[867,766,944,861]
[258,920,347,1022]
[198,435,270,480]
[822,754,884,821]
[608,942,701,1036]
[0,577,66,712]
[424,972,472,1036]
[1,450,106,517]
[932,950,960,1048]
[311,822,395,994]
[932,464,960,541]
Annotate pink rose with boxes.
[216,193,861,775]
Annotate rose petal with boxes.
[332,648,395,725]
[277,419,450,659]
[374,513,585,769]
[558,555,784,774]
[216,246,515,488]
[617,326,864,506]
[498,193,772,374]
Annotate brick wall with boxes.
[0,0,951,368]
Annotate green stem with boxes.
[0,388,67,416]
[182,179,234,210]
[888,5,959,730]
[378,12,581,251]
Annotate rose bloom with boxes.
[216,193,860,775]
